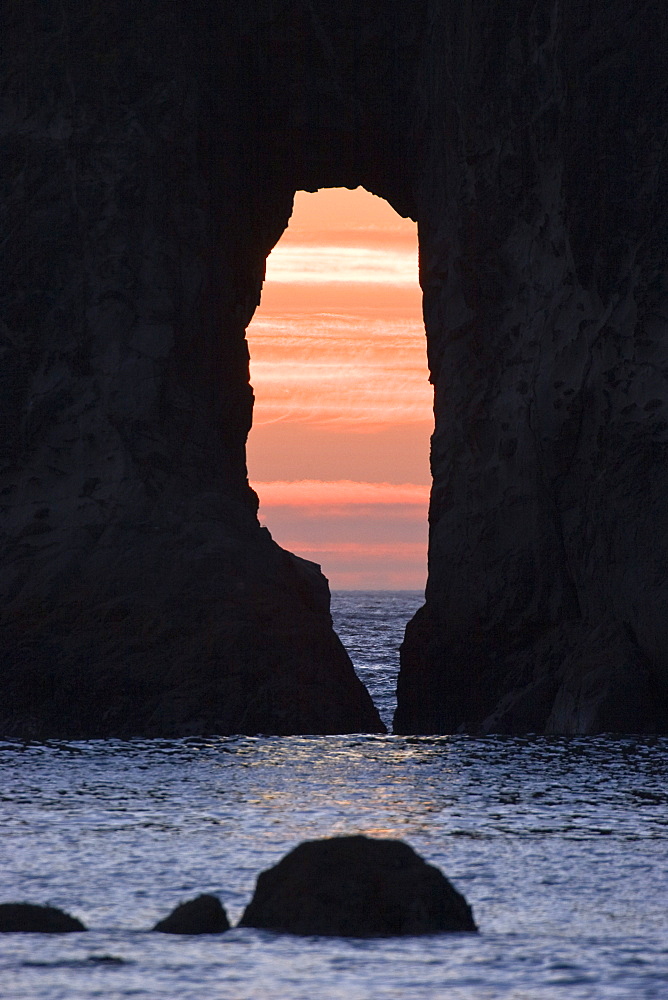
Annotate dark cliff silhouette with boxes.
[1,1,666,736]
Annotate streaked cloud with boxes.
[265,245,418,286]
[252,479,428,590]
[249,312,431,429]
[254,480,429,506]
[284,541,425,559]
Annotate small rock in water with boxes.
[239,835,477,936]
[153,894,230,934]
[0,903,86,933]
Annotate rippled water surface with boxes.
[1,592,667,999]
[331,590,423,730]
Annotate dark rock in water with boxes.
[239,836,477,936]
[0,903,86,933]
[1,2,667,736]
[153,894,230,935]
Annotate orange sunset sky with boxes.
[246,187,432,589]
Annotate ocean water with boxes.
[1,590,667,1000]
[331,590,423,730]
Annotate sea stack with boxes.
[1,2,667,736]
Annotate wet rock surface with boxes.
[1,1,667,735]
[239,836,477,936]
[153,895,230,935]
[0,904,86,933]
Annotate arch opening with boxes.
[246,186,432,592]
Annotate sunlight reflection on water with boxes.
[1,589,667,999]
[1,735,667,998]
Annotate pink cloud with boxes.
[253,480,430,507]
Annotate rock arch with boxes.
[1,1,667,736]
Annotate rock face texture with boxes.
[1,1,667,735]
[239,836,477,936]
[0,1,384,738]
[153,894,230,935]
[0,903,86,933]
[394,0,668,734]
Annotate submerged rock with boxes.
[239,836,477,936]
[0,903,86,933]
[153,894,230,934]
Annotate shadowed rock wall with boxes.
[0,0,402,737]
[1,1,666,736]
[395,0,668,734]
